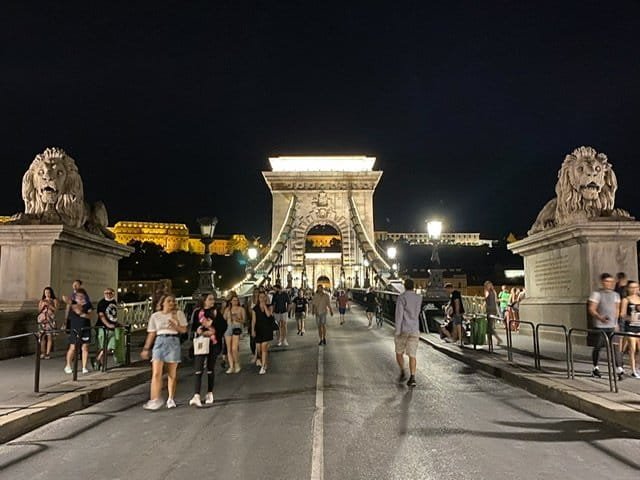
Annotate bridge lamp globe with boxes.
[198,216,218,239]
[248,247,258,261]
[363,259,370,268]
[427,220,442,241]
[386,246,397,260]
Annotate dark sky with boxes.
[2,1,639,240]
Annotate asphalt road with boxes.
[1,307,639,480]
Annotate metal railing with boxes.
[568,328,617,392]
[534,323,569,375]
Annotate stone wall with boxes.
[0,309,40,359]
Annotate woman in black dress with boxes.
[251,291,273,375]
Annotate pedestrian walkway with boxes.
[2,305,640,445]
[420,326,640,433]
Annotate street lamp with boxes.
[387,246,398,279]
[195,216,218,295]
[247,246,258,281]
[426,219,445,291]
[363,258,370,288]
[427,220,442,265]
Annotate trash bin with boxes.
[112,327,126,366]
[470,315,487,346]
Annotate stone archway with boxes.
[262,156,384,288]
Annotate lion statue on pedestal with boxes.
[9,147,115,239]
[528,146,634,235]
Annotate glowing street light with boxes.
[247,246,258,281]
[387,246,398,279]
[195,216,219,295]
[427,220,442,266]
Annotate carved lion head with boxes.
[554,146,617,223]
[22,147,86,228]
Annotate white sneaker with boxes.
[225,367,234,374]
[277,341,282,347]
[166,398,177,409]
[256,359,262,367]
[617,366,624,374]
[142,398,164,410]
[259,366,267,375]
[64,366,73,374]
[632,371,640,379]
[205,392,214,404]
[189,394,202,407]
[82,368,89,374]
[234,364,241,373]
[283,339,289,346]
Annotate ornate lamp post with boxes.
[247,245,258,281]
[363,259,371,288]
[387,245,397,279]
[286,265,293,289]
[426,220,444,289]
[195,216,218,295]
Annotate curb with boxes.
[0,363,150,444]
[420,335,640,434]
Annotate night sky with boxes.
[2,2,639,240]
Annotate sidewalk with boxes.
[0,342,150,443]
[421,328,640,433]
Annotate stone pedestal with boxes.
[508,221,640,330]
[0,225,133,311]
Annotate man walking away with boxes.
[588,272,624,380]
[311,285,333,345]
[395,278,422,387]
[272,284,290,347]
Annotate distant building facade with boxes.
[109,221,249,255]
[375,231,494,247]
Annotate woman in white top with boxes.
[620,281,640,378]
[141,294,188,410]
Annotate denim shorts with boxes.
[152,335,182,363]
[224,322,244,337]
[315,313,327,326]
[451,314,464,326]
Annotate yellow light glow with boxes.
[304,252,342,260]
[269,156,375,172]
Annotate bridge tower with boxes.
[252,156,391,291]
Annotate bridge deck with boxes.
[1,306,639,479]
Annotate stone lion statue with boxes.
[9,147,115,238]
[528,146,634,235]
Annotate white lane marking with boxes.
[310,344,324,480]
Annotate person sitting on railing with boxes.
[439,318,455,343]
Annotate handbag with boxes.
[270,315,279,331]
[193,335,210,355]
